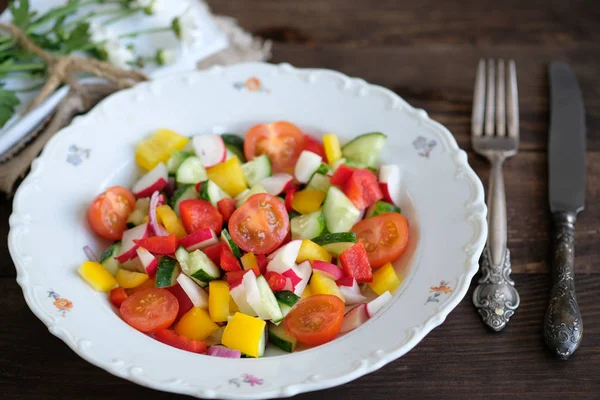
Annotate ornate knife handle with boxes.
[544,211,583,360]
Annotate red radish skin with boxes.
[179,228,218,252]
[281,267,302,289]
[312,260,344,281]
[192,135,227,168]
[292,260,313,297]
[167,284,194,321]
[176,274,208,308]
[115,223,149,263]
[339,284,367,305]
[136,247,159,276]
[340,303,369,333]
[260,173,294,196]
[283,277,294,291]
[132,163,168,198]
[378,165,401,207]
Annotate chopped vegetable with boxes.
[115,268,149,289]
[109,287,128,307]
[369,262,402,295]
[330,164,356,187]
[135,128,189,170]
[154,328,207,354]
[206,156,247,197]
[338,242,373,283]
[222,312,267,358]
[208,281,230,322]
[296,240,332,263]
[284,295,344,346]
[155,257,180,288]
[220,245,242,271]
[309,271,344,301]
[343,169,383,210]
[292,189,326,214]
[156,205,187,239]
[323,133,342,164]
[121,288,179,333]
[217,198,236,222]
[179,199,223,235]
[134,234,178,255]
[350,212,409,268]
[365,200,401,218]
[175,307,220,340]
[78,261,117,292]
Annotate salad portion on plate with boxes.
[78,120,409,358]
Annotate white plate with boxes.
[8,62,487,399]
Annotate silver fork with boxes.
[471,59,521,331]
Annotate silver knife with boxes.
[544,61,586,359]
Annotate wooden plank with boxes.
[0,275,598,399]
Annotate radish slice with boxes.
[260,173,294,196]
[294,150,322,183]
[148,191,168,237]
[115,223,149,263]
[292,260,312,296]
[136,247,158,276]
[341,304,369,333]
[336,276,355,287]
[366,291,393,317]
[243,271,270,319]
[283,277,294,291]
[132,162,168,198]
[177,273,209,308]
[281,267,302,289]
[164,177,176,198]
[230,274,257,316]
[267,240,302,273]
[312,260,344,281]
[207,345,241,358]
[120,257,146,273]
[180,228,218,251]
[83,245,97,262]
[338,278,367,305]
[192,135,227,168]
[379,165,401,207]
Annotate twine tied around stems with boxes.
[0,23,148,113]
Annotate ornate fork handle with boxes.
[473,155,520,331]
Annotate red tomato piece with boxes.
[217,198,236,222]
[204,243,223,265]
[330,164,357,187]
[228,193,290,254]
[220,245,242,272]
[343,169,383,210]
[179,199,223,235]
[265,271,287,291]
[350,212,409,268]
[167,283,194,321]
[244,121,306,173]
[303,134,326,159]
[120,288,179,333]
[256,253,268,275]
[338,242,373,283]
[88,186,136,240]
[153,329,207,354]
[134,234,178,255]
[226,269,257,287]
[284,187,296,213]
[284,295,345,346]
[109,287,128,308]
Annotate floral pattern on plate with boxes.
[425,281,453,304]
[233,77,270,93]
[229,374,264,387]
[48,290,72,317]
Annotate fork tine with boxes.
[485,59,495,136]
[506,60,519,138]
[471,59,486,136]
[496,60,506,136]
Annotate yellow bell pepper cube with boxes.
[292,189,326,214]
[309,271,344,301]
[78,261,117,292]
[208,280,230,322]
[156,205,187,239]
[300,285,313,300]
[229,295,239,314]
[369,262,402,295]
[135,128,189,170]
[241,252,258,270]
[296,240,332,263]
[115,268,149,289]
[222,313,266,358]
[323,133,342,164]
[175,307,219,340]
[206,157,247,197]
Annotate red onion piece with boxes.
[164,177,175,198]
[207,345,241,358]
[149,191,169,236]
[83,245,97,262]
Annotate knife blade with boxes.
[544,61,586,360]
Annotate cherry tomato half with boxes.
[244,121,306,173]
[284,295,345,346]
[87,186,136,240]
[120,288,179,333]
[350,212,409,268]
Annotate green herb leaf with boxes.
[9,0,35,29]
[62,22,91,53]
[0,86,20,128]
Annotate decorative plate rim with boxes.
[8,62,487,399]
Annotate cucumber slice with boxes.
[365,200,401,218]
[312,232,357,246]
[225,144,246,163]
[268,323,297,352]
[314,163,330,176]
[341,132,387,168]
[176,247,220,283]
[323,242,355,257]
[155,257,180,288]
[170,184,198,217]
[221,229,242,258]
[176,156,207,184]
[322,187,361,233]
[242,155,271,187]
[288,211,301,220]
[291,211,326,240]
[273,290,300,321]
[99,242,120,275]
[127,198,149,226]
[235,184,267,207]
[255,276,284,322]
[221,133,245,151]
[306,173,331,192]
[166,150,193,174]
[199,180,231,207]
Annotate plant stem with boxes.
[63,7,125,29]
[27,0,101,33]
[104,9,140,26]
[118,26,171,39]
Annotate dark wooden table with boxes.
[1,1,599,399]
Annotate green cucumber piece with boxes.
[176,247,220,284]
[256,276,283,322]
[155,257,180,288]
[268,323,297,353]
[241,154,272,187]
[323,242,355,257]
[314,163,330,176]
[273,290,300,321]
[127,198,149,226]
[170,184,198,217]
[199,180,231,207]
[226,144,246,163]
[365,200,401,218]
[341,132,387,168]
[221,229,241,258]
[322,186,361,233]
[99,242,120,275]
[307,173,331,192]
[312,232,357,246]
[221,133,245,150]
[166,150,193,174]
[291,210,326,240]
[176,156,207,184]
[235,184,267,207]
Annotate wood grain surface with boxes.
[1,0,599,399]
